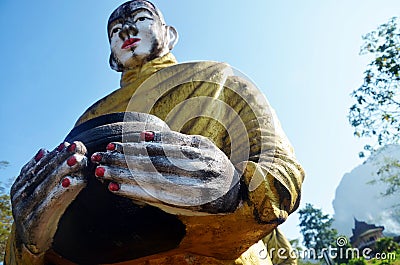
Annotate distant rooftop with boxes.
[350,219,384,244]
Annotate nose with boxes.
[119,23,138,39]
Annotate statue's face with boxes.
[109,7,168,70]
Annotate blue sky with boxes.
[0,1,399,241]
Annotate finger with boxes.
[95,160,238,210]
[12,141,86,199]
[25,174,86,223]
[103,131,211,154]
[91,151,128,167]
[108,177,214,208]
[107,182,158,204]
[12,148,49,195]
[139,131,214,149]
[12,152,86,212]
[34,144,68,173]
[13,154,87,215]
[95,161,221,190]
[34,153,87,203]
[93,165,157,203]
[95,142,229,181]
[23,174,86,253]
[91,143,206,167]
[91,141,204,166]
[34,141,87,176]
[110,141,213,160]
[11,141,86,198]
[26,143,69,175]
[106,181,222,215]
[94,165,134,183]
[132,143,223,174]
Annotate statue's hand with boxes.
[11,141,88,254]
[91,131,240,215]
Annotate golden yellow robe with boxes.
[5,53,304,265]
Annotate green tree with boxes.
[0,161,12,261]
[349,17,400,196]
[289,238,303,252]
[349,16,400,156]
[348,257,367,265]
[333,235,352,265]
[297,259,324,265]
[375,237,399,253]
[368,157,400,197]
[298,203,338,254]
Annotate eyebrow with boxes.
[108,19,123,37]
[108,9,154,34]
[109,19,123,29]
[129,9,154,18]
[108,8,158,37]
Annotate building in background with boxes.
[332,145,400,238]
[350,219,384,251]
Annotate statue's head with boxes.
[108,0,178,72]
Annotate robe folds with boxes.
[5,53,304,265]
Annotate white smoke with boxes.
[332,145,400,237]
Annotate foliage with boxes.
[297,259,324,265]
[298,203,338,254]
[289,238,303,252]
[0,194,11,260]
[349,17,400,158]
[375,237,399,253]
[367,239,400,265]
[333,235,352,265]
[0,161,12,262]
[349,257,368,265]
[369,157,400,196]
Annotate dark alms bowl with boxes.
[53,112,185,264]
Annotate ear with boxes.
[109,52,124,72]
[166,26,179,51]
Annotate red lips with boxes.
[121,38,141,49]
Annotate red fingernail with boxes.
[67,156,77,167]
[62,177,71,188]
[57,143,65,152]
[108,182,120,192]
[91,153,102,163]
[107,143,116,151]
[95,167,105,177]
[34,149,45,162]
[67,143,77,152]
[140,131,155,142]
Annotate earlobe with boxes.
[166,26,179,51]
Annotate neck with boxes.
[120,53,177,87]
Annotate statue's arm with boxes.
[5,142,88,264]
[225,76,305,224]
[88,76,304,218]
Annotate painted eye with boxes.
[110,27,121,37]
[136,17,148,22]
